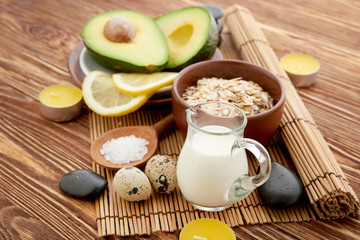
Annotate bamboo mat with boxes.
[90,5,359,237]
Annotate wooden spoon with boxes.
[90,114,174,170]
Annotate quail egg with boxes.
[113,166,152,201]
[145,154,177,194]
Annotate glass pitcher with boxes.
[177,101,271,211]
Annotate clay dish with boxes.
[171,60,286,145]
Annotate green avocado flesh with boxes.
[82,10,169,73]
[155,7,218,71]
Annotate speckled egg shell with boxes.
[145,154,177,194]
[113,166,152,202]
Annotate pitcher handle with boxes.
[228,138,271,201]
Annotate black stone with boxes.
[216,19,223,47]
[200,4,224,20]
[59,169,107,199]
[258,162,304,208]
[217,36,222,47]
[217,19,223,34]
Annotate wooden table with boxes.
[1,0,359,239]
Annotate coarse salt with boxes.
[100,135,149,164]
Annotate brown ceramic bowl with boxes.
[171,60,286,145]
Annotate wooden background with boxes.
[0,0,359,239]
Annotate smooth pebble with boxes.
[200,4,224,19]
[59,169,107,199]
[258,162,304,208]
[217,19,223,34]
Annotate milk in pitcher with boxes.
[177,125,248,208]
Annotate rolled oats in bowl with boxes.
[181,77,273,116]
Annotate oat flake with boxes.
[182,77,273,116]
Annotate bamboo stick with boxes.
[106,168,115,235]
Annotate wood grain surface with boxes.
[0,0,359,239]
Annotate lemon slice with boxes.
[112,72,178,95]
[82,71,152,116]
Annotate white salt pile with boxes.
[100,135,149,164]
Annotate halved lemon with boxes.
[112,72,178,95]
[82,71,152,116]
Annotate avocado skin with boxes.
[162,12,219,72]
[85,45,167,73]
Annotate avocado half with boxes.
[155,7,218,71]
[82,10,169,73]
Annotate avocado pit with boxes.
[103,15,136,42]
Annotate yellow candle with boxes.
[40,85,82,107]
[39,85,83,122]
[280,54,320,87]
[180,219,235,240]
[280,54,319,75]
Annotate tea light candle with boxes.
[280,53,320,87]
[179,219,235,240]
[39,85,83,122]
